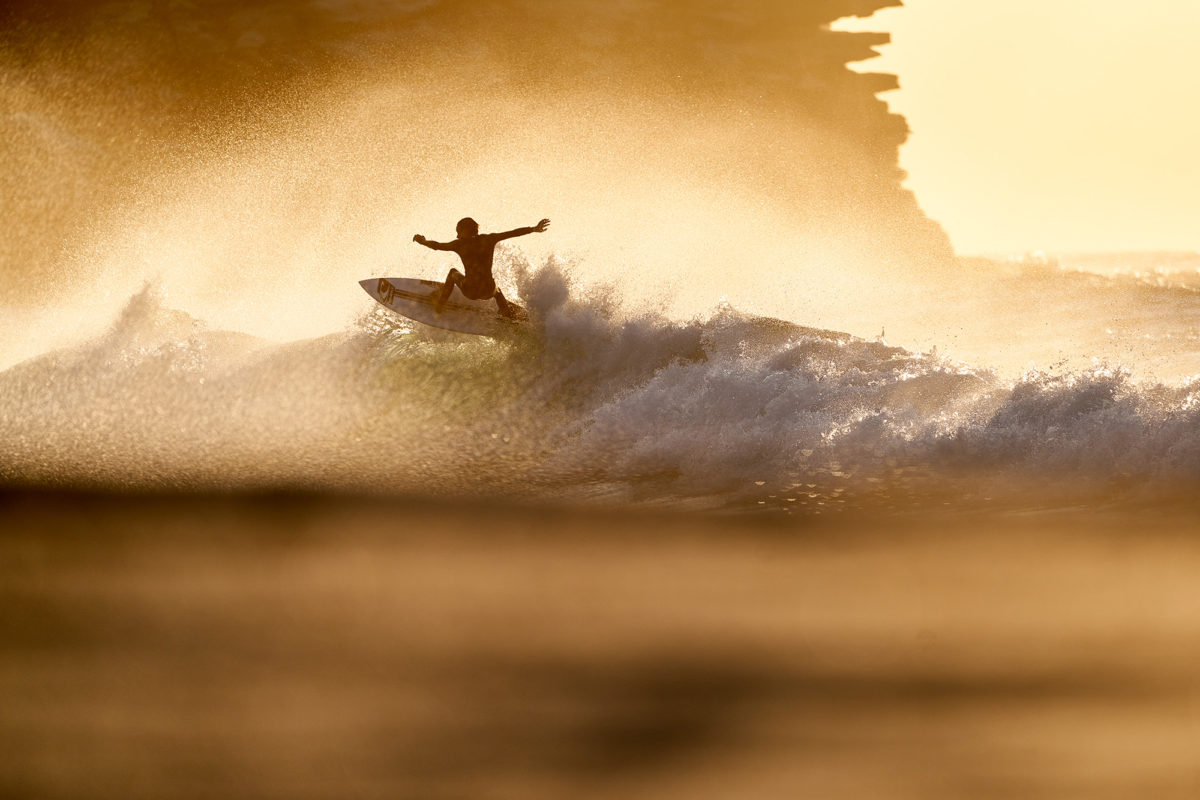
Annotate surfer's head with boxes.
[456,217,479,238]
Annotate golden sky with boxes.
[837,0,1200,255]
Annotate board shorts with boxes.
[460,272,497,301]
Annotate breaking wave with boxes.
[2,259,1198,513]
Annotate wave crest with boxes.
[2,262,1198,510]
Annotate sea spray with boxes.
[3,260,1198,511]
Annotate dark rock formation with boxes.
[2,1,951,301]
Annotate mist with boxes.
[3,0,953,358]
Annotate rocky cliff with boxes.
[2,1,951,303]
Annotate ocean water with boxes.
[4,2,1194,517]
[4,4,1200,796]
[2,494,1197,800]
[3,252,1197,513]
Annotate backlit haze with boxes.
[836,0,1200,255]
[7,0,1199,385]
[3,6,1200,796]
[3,0,1199,499]
[2,0,949,364]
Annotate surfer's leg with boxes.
[435,269,463,312]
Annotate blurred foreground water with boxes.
[2,490,1197,799]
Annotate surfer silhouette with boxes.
[413,217,550,318]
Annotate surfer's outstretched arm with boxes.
[493,218,551,241]
[413,234,455,251]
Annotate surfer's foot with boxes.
[499,303,527,322]
[495,291,523,320]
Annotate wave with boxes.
[2,260,1198,512]
[1049,251,1200,289]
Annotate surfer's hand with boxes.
[413,234,426,245]
[533,219,550,233]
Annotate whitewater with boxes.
[10,6,1200,800]
[3,252,1197,513]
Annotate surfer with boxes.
[413,217,550,318]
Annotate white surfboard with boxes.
[359,277,528,337]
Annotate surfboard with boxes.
[359,277,528,337]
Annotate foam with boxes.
[3,260,1197,513]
